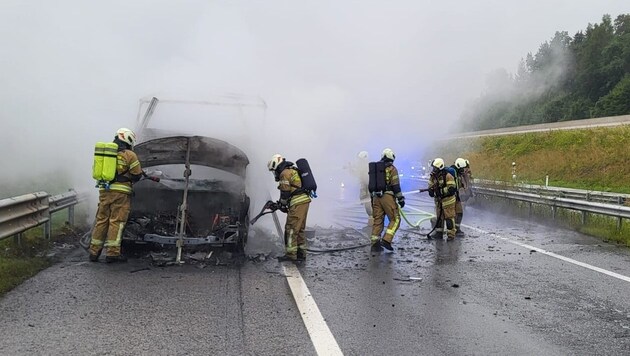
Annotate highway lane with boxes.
[1,187,630,355]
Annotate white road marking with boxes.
[403,203,630,284]
[282,263,344,356]
[463,224,630,284]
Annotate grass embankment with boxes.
[427,125,630,244]
[0,213,85,297]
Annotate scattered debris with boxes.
[129,267,151,274]
[451,283,460,288]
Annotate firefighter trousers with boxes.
[285,202,310,258]
[455,198,464,232]
[89,191,131,257]
[435,200,456,239]
[371,194,400,244]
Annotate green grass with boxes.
[425,125,630,243]
[0,257,51,296]
[0,211,88,297]
[432,126,630,192]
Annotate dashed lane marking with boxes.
[282,263,344,356]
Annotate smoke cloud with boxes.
[1,0,628,229]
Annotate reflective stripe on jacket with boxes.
[428,171,457,206]
[279,168,311,206]
[100,149,143,195]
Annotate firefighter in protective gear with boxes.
[88,128,143,263]
[350,151,373,226]
[427,158,457,240]
[370,148,404,251]
[452,158,469,236]
[268,154,311,262]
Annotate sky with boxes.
[1,0,628,223]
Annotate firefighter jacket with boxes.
[101,149,143,194]
[278,167,311,207]
[384,163,403,200]
[428,170,457,206]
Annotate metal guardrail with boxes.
[474,179,630,206]
[0,190,85,243]
[473,186,630,230]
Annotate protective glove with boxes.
[428,189,435,198]
[278,199,289,213]
[397,196,405,208]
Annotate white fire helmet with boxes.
[267,154,284,171]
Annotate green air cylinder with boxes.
[92,142,119,181]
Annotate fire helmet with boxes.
[116,128,137,147]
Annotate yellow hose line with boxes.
[399,207,433,228]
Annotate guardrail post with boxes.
[67,189,76,226]
[44,220,52,240]
[13,232,22,246]
[618,196,623,206]
[581,211,587,225]
[528,202,532,217]
[618,217,623,231]
[68,205,75,226]
[551,206,557,220]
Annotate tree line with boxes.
[462,14,630,131]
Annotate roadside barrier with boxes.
[0,190,87,243]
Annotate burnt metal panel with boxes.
[135,136,249,178]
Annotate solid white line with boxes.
[404,204,630,284]
[463,224,630,284]
[282,264,344,356]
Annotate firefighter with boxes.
[427,158,457,240]
[89,128,143,263]
[352,151,373,226]
[268,154,311,262]
[452,158,469,236]
[370,148,405,251]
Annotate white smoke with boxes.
[1,0,628,220]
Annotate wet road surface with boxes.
[2,185,630,355]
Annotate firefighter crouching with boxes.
[369,148,405,251]
[268,154,311,262]
[427,158,457,240]
[89,128,143,263]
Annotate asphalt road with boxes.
[2,186,630,355]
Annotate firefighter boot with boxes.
[89,254,99,262]
[371,241,383,252]
[297,249,307,261]
[381,239,394,251]
[105,255,128,263]
[428,230,443,239]
[277,254,297,262]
